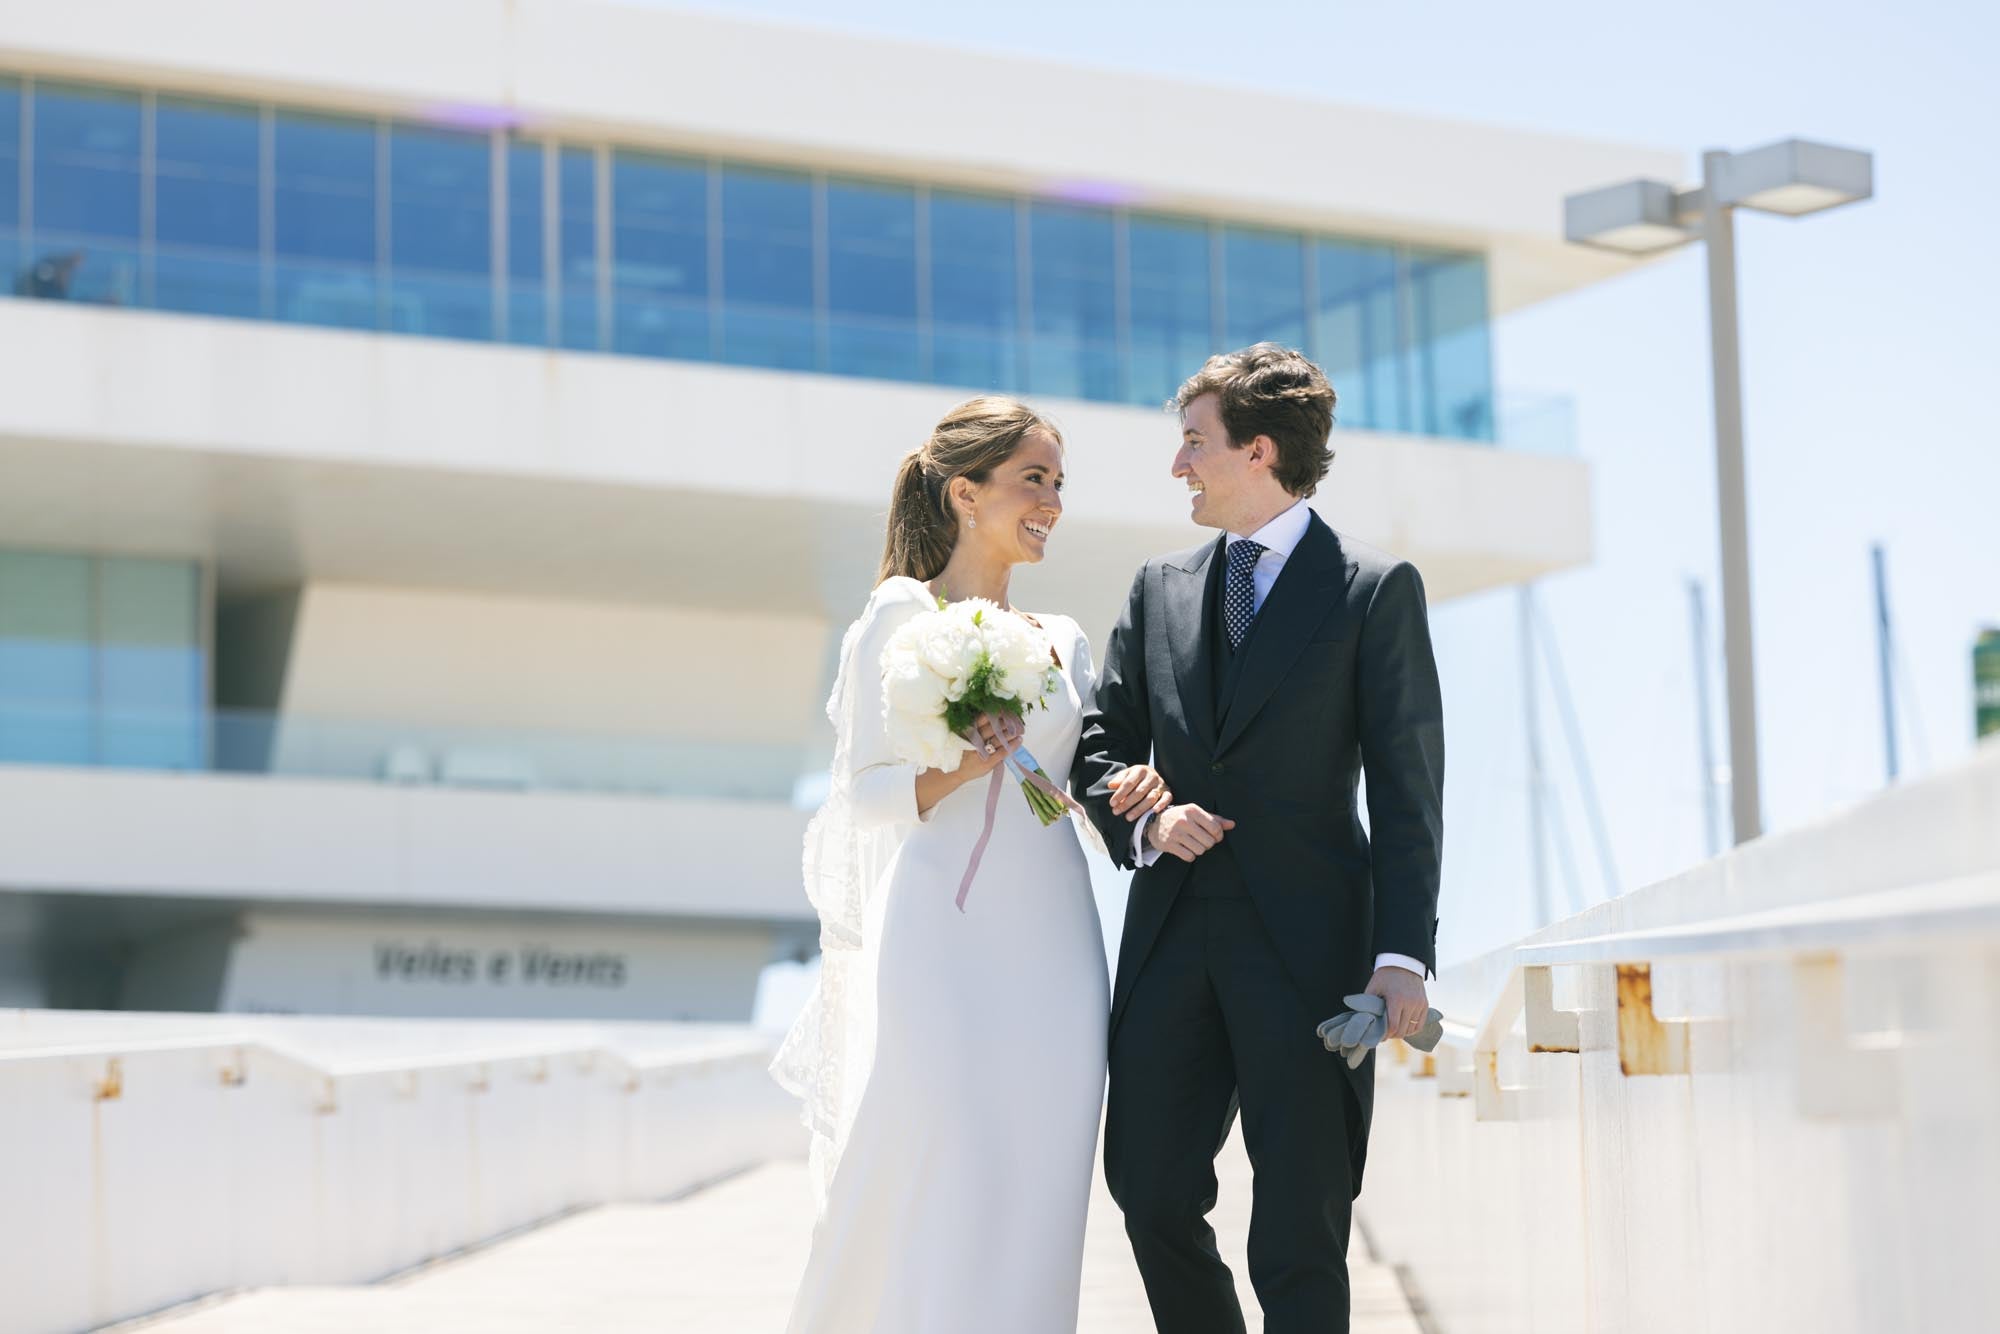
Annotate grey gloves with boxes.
[1317,992,1445,1069]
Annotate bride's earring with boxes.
[968,514,977,529]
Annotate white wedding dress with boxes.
[773,575,1110,1334]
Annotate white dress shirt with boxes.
[1129,499,1427,980]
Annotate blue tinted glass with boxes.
[1024,204,1120,402]
[826,179,917,380]
[1314,239,1405,433]
[0,80,20,278]
[612,151,708,360]
[388,124,492,340]
[1409,249,1492,441]
[0,551,92,764]
[720,167,813,370]
[505,142,546,345]
[97,558,203,768]
[929,191,1018,391]
[558,147,598,350]
[1222,227,1306,350]
[1127,216,1211,407]
[154,96,262,319]
[274,112,379,329]
[1028,204,1117,401]
[29,83,142,306]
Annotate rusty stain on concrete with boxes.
[1616,963,1688,1076]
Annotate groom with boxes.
[1075,343,1444,1334]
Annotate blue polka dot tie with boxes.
[1224,539,1265,652]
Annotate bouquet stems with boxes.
[1005,749,1069,827]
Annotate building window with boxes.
[387,122,492,341]
[720,165,815,370]
[0,551,204,770]
[1126,215,1211,408]
[28,82,142,306]
[0,77,19,286]
[825,178,918,381]
[928,190,1019,393]
[557,146,598,351]
[0,551,92,763]
[1315,238,1406,434]
[153,95,263,319]
[95,558,204,767]
[611,149,708,361]
[505,141,547,345]
[273,110,378,330]
[1028,203,1118,402]
[0,73,1500,445]
[1221,224,1308,353]
[1408,247,1493,441]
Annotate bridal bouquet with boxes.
[880,595,1085,908]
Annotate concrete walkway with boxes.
[121,1128,1422,1332]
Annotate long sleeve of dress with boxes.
[842,580,939,830]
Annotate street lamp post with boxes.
[1564,139,1874,846]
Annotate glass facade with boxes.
[388,123,491,340]
[0,75,1495,442]
[0,78,19,280]
[825,178,918,380]
[0,551,204,769]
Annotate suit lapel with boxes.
[1163,535,1224,753]
[1214,513,1355,755]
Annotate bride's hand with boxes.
[950,712,1024,784]
[1108,763,1172,821]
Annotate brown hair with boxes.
[878,397,1063,584]
[1173,342,1336,498]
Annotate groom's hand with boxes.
[1107,764,1172,821]
[1364,965,1430,1039]
[1145,803,1235,863]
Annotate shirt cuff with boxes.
[1131,810,1163,867]
[1373,952,1428,979]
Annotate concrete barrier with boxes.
[0,1012,803,1334]
[1357,741,2000,1333]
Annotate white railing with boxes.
[0,1013,804,1334]
[1358,741,2000,1333]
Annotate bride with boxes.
[772,397,1171,1333]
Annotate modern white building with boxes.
[0,0,1679,1021]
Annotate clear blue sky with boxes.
[694,0,2000,970]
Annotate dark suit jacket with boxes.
[1075,511,1445,1043]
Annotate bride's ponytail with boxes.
[876,397,1061,585]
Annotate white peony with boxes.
[880,616,965,770]
[915,609,985,701]
[884,706,962,772]
[979,611,1055,703]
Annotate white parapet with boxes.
[1357,740,2000,1333]
[0,1011,806,1334]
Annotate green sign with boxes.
[1978,629,2000,740]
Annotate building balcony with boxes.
[0,710,814,926]
[0,299,1594,633]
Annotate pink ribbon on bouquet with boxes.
[953,746,1090,912]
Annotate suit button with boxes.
[1211,761,1225,775]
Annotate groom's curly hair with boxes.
[1173,343,1337,498]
